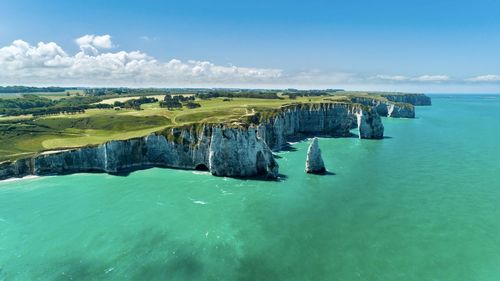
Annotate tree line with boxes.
[159,95,200,110]
[113,97,158,110]
[195,91,282,100]
[0,95,107,116]
[0,86,72,94]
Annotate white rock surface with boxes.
[350,96,416,118]
[305,137,326,174]
[257,103,384,150]
[0,103,385,180]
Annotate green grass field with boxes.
[0,92,386,162]
[0,90,85,99]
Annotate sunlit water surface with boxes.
[1,95,500,280]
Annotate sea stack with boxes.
[305,137,326,174]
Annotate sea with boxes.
[1,94,500,280]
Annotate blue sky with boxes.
[1,0,499,92]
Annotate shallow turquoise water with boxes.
[1,95,500,280]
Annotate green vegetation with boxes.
[0,87,418,162]
[0,113,170,161]
[113,97,158,110]
[84,88,169,96]
[185,101,201,109]
[159,94,195,109]
[0,86,72,94]
[0,94,106,116]
[0,94,55,110]
[195,91,282,99]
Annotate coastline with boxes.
[0,94,430,181]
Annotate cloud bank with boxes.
[75,34,113,49]
[0,35,498,89]
[465,74,500,82]
[0,35,282,87]
[375,74,450,82]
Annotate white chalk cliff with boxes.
[305,137,326,174]
[349,97,416,118]
[0,102,386,180]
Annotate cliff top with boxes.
[0,90,427,162]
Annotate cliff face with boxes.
[387,104,415,118]
[31,125,279,179]
[209,127,278,177]
[0,158,33,180]
[381,94,432,106]
[350,97,416,118]
[0,102,383,180]
[257,103,384,150]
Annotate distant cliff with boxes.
[350,97,415,118]
[381,93,432,106]
[257,103,383,150]
[0,102,384,180]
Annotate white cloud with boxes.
[0,37,282,86]
[373,74,450,83]
[0,35,466,88]
[465,74,500,82]
[0,40,70,70]
[75,34,113,49]
[412,75,450,82]
[140,36,157,41]
[281,70,359,85]
[375,75,409,81]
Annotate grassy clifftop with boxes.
[0,90,418,162]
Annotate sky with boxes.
[0,0,499,92]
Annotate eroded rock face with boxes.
[27,125,279,180]
[209,126,278,178]
[387,104,415,118]
[305,137,325,174]
[257,103,384,150]
[356,110,384,139]
[350,97,416,118]
[0,158,33,179]
[0,102,383,180]
[381,94,432,106]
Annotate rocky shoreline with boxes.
[0,95,430,181]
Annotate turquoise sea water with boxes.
[1,95,500,280]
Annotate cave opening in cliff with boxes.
[195,164,209,171]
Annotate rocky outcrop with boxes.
[357,109,384,139]
[0,158,33,179]
[0,102,383,181]
[387,103,415,118]
[350,97,416,118]
[257,103,384,150]
[305,137,325,174]
[208,127,278,177]
[381,93,431,106]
